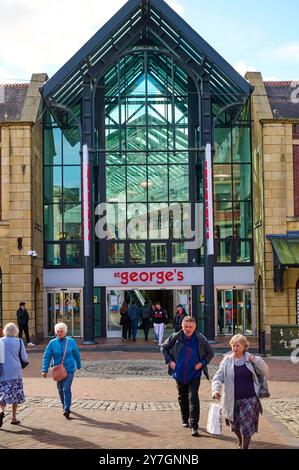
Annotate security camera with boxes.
[27,250,38,257]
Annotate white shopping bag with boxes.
[206,403,222,435]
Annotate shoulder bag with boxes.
[51,338,68,381]
[253,362,270,398]
[19,339,29,369]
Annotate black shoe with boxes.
[182,422,190,428]
[191,427,199,437]
[63,411,70,420]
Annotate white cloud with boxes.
[266,41,299,62]
[234,61,257,77]
[0,67,17,84]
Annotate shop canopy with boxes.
[40,0,252,121]
[267,234,299,291]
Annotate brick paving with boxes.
[0,349,298,449]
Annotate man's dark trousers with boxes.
[176,377,201,429]
[18,323,30,344]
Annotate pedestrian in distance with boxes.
[141,300,152,341]
[152,301,168,346]
[16,302,35,346]
[173,304,187,333]
[119,301,130,342]
[0,323,29,427]
[212,334,269,449]
[161,316,214,437]
[151,303,159,343]
[128,301,141,342]
[41,322,81,420]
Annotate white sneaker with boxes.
[27,342,35,346]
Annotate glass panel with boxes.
[214,202,233,239]
[214,127,231,163]
[63,292,73,335]
[148,97,172,124]
[217,290,224,334]
[44,166,62,204]
[151,243,167,263]
[106,290,124,337]
[148,126,169,150]
[107,243,125,265]
[47,292,55,336]
[223,290,233,335]
[214,165,232,201]
[44,128,62,165]
[127,153,146,164]
[130,243,146,264]
[234,290,244,334]
[55,292,63,326]
[236,240,251,263]
[174,97,188,124]
[149,203,169,239]
[73,292,81,336]
[148,152,168,164]
[217,240,231,263]
[63,134,80,164]
[148,165,168,202]
[244,290,252,335]
[63,203,81,239]
[127,165,147,202]
[232,126,251,163]
[66,244,80,266]
[127,203,147,239]
[106,166,126,202]
[233,164,251,201]
[234,202,252,238]
[63,166,81,203]
[106,203,126,240]
[169,165,189,201]
[172,243,188,263]
[169,152,188,164]
[46,244,61,266]
[106,153,126,165]
[44,205,62,241]
[175,127,188,150]
[126,127,147,150]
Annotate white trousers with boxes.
[154,323,165,345]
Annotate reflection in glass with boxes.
[232,126,251,163]
[107,243,125,265]
[151,243,167,263]
[106,166,126,202]
[214,165,232,201]
[63,134,80,164]
[127,165,147,202]
[236,241,251,263]
[63,166,81,203]
[233,164,251,201]
[217,240,231,263]
[148,166,168,201]
[214,202,233,238]
[149,203,169,239]
[127,203,147,239]
[46,244,61,266]
[234,202,252,238]
[130,243,146,264]
[106,203,126,239]
[44,167,62,204]
[63,204,82,239]
[169,165,189,201]
[66,244,80,266]
[44,205,62,241]
[172,243,188,263]
[44,128,62,165]
[214,127,231,164]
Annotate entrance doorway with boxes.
[216,289,253,336]
[45,289,82,337]
[106,288,191,338]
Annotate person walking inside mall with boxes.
[141,300,152,341]
[128,300,141,342]
[41,323,81,419]
[161,316,214,437]
[119,301,131,341]
[152,301,168,346]
[212,334,269,449]
[0,323,29,427]
[173,304,187,333]
[16,302,35,346]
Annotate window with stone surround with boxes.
[293,145,299,216]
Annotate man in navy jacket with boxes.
[161,316,214,437]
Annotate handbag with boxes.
[19,339,29,369]
[206,403,222,435]
[253,363,270,398]
[51,338,68,382]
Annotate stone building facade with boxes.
[0,74,47,340]
[247,72,299,346]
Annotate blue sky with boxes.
[0,0,298,83]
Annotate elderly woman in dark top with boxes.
[0,323,29,427]
[212,334,269,449]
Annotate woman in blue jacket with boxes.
[42,323,81,419]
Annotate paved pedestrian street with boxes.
[0,350,298,450]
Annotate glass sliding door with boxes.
[217,289,252,336]
[46,289,82,337]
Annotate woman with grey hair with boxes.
[41,323,81,419]
[212,334,269,449]
[0,322,29,427]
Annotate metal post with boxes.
[82,76,96,344]
[258,330,267,357]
